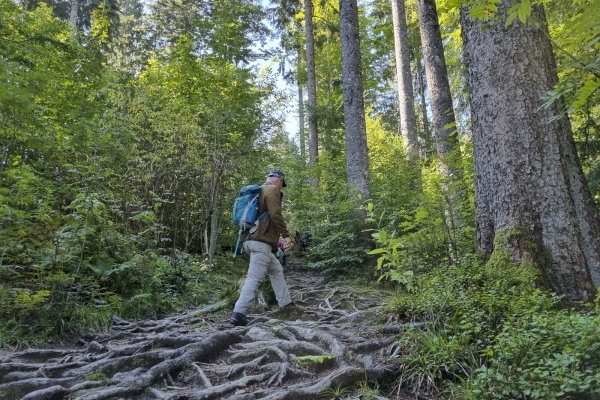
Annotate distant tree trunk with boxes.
[298,81,306,160]
[416,0,459,178]
[304,0,318,184]
[461,1,600,302]
[390,0,418,160]
[416,57,431,151]
[69,0,79,27]
[339,0,371,202]
[208,165,223,265]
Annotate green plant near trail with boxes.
[319,384,352,400]
[465,294,600,399]
[365,162,475,289]
[387,252,600,399]
[352,374,381,398]
[0,253,246,346]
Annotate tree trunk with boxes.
[69,0,78,27]
[298,77,306,160]
[208,207,219,266]
[304,0,318,184]
[208,166,223,265]
[415,56,431,153]
[390,0,418,160]
[339,0,371,202]
[461,1,600,302]
[416,0,459,177]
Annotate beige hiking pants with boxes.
[233,240,292,315]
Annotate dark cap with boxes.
[267,168,287,187]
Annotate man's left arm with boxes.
[265,188,291,244]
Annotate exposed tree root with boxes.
[0,259,408,399]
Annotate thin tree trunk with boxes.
[304,0,318,185]
[339,0,371,202]
[203,224,209,255]
[416,57,430,150]
[298,78,306,160]
[208,207,219,266]
[416,0,459,178]
[390,0,418,160]
[208,166,223,265]
[461,0,600,301]
[69,0,78,27]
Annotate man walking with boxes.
[230,168,294,326]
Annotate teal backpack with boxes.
[232,184,269,256]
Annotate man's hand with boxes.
[282,237,292,251]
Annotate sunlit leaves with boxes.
[572,78,600,109]
[505,0,531,26]
[91,4,110,43]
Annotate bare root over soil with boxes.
[0,259,412,399]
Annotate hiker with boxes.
[230,168,295,326]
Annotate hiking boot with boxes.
[282,301,297,309]
[230,312,248,326]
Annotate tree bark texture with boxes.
[416,0,459,177]
[304,0,319,175]
[390,0,418,160]
[339,0,371,201]
[461,1,600,301]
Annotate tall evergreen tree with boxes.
[340,0,371,201]
[416,0,459,177]
[461,0,600,301]
[305,0,319,184]
[391,0,418,160]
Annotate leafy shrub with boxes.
[307,215,373,277]
[389,255,600,399]
[466,296,600,399]
[389,256,540,395]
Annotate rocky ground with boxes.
[0,259,422,400]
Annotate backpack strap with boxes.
[239,193,260,227]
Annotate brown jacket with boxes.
[243,182,290,250]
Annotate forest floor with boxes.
[0,258,425,400]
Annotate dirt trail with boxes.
[0,259,411,400]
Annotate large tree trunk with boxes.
[304,0,318,184]
[416,0,459,177]
[339,0,371,202]
[390,0,418,160]
[461,1,600,302]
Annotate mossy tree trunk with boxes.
[461,1,600,302]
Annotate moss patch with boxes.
[131,357,148,368]
[295,355,336,372]
[271,306,305,320]
[84,372,109,381]
[486,228,544,289]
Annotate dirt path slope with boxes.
[0,260,408,400]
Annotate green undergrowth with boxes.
[389,255,600,399]
[0,252,247,347]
